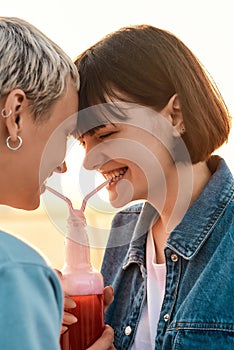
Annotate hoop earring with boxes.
[6,136,23,151]
[1,108,12,118]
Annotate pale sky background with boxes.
[1,0,234,268]
[2,0,234,164]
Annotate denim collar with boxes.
[167,156,234,259]
[123,156,234,268]
[122,202,155,269]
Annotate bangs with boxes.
[76,100,128,138]
[75,43,141,138]
[76,59,129,137]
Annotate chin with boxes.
[18,196,41,211]
[110,201,125,208]
[27,202,40,210]
[109,195,131,209]
[18,202,40,211]
[3,189,41,210]
[29,196,41,210]
[108,178,136,208]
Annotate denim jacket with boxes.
[101,156,234,349]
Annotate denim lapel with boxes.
[167,157,234,259]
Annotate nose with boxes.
[83,148,109,170]
[54,161,67,173]
[83,142,109,171]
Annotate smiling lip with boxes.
[101,166,128,183]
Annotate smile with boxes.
[102,167,128,182]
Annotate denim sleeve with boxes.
[0,262,63,350]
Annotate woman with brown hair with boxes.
[75,25,233,349]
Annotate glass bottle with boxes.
[60,208,104,350]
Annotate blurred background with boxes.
[1,0,233,270]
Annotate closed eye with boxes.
[99,131,117,139]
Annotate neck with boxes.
[151,160,212,264]
[150,160,212,234]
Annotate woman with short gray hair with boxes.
[0,17,114,350]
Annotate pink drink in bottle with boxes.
[60,209,104,350]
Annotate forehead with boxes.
[76,103,125,137]
[76,101,168,140]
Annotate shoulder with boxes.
[0,230,48,266]
[218,199,234,235]
[0,231,63,349]
[0,229,62,310]
[106,202,144,247]
[0,230,61,299]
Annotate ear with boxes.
[2,89,26,142]
[162,94,185,135]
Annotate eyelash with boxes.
[79,131,116,148]
[99,131,116,139]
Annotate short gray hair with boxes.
[0,17,80,120]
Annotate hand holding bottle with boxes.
[54,269,78,334]
[61,292,77,334]
[87,325,116,350]
[60,299,115,350]
[59,284,114,334]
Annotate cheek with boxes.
[108,180,134,208]
[128,159,169,202]
[39,134,67,182]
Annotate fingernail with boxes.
[61,325,68,334]
[67,314,78,323]
[70,300,76,308]
[66,298,76,308]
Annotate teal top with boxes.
[0,230,63,350]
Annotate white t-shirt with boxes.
[131,230,166,350]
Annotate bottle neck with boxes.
[64,237,92,270]
[64,209,92,270]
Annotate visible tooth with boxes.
[104,167,128,182]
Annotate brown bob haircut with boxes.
[75,24,231,164]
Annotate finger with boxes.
[86,325,115,350]
[60,325,68,335]
[54,269,62,279]
[64,295,76,309]
[63,311,78,325]
[53,270,76,308]
[103,286,114,311]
